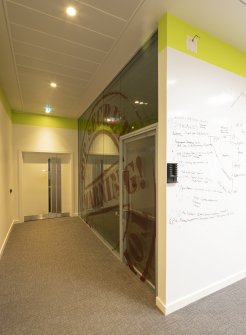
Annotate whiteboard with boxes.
[167,48,246,225]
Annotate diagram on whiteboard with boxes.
[167,48,246,225]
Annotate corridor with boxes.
[1,217,246,334]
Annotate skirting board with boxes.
[156,296,166,314]
[0,220,15,260]
[162,270,246,315]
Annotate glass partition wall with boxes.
[78,33,158,278]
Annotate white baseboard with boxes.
[0,220,15,260]
[164,270,246,315]
[156,296,166,314]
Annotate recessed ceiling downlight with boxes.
[44,104,52,114]
[66,6,77,16]
[50,82,57,88]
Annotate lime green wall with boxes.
[12,112,78,130]
[158,13,246,77]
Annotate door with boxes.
[48,156,62,216]
[120,126,156,287]
[22,152,71,221]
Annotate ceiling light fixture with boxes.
[66,6,77,17]
[134,100,139,104]
[44,104,52,114]
[50,82,57,88]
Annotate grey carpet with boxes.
[0,217,246,335]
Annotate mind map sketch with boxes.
[168,92,246,224]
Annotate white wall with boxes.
[0,98,13,255]
[165,47,246,314]
[12,124,78,222]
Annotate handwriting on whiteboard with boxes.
[168,116,246,224]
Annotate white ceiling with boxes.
[0,0,245,118]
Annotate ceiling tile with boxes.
[18,65,89,88]
[15,54,92,82]
[18,75,85,97]
[7,1,115,52]
[13,40,99,74]
[20,81,81,103]
[10,23,106,63]
[18,73,87,97]
[21,93,80,108]
[76,0,144,20]
[8,0,126,38]
[21,87,80,106]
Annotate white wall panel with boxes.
[165,47,246,312]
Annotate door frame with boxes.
[119,123,157,286]
[18,150,75,223]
